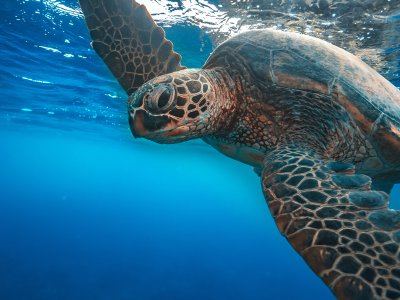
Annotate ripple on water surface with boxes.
[1,0,399,133]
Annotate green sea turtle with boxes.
[78,0,400,299]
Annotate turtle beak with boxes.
[129,110,145,138]
[129,109,170,138]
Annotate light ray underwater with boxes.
[1,0,400,299]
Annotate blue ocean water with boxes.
[0,1,399,299]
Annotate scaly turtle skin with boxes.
[202,29,400,190]
[79,1,400,299]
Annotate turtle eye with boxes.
[147,85,176,114]
[157,89,172,109]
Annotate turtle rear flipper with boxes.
[262,146,400,300]
[79,0,185,95]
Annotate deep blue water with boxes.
[0,1,399,300]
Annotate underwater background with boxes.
[0,0,399,299]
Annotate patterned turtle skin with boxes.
[79,0,400,299]
[201,30,400,186]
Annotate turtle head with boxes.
[128,69,236,144]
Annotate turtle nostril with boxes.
[129,92,145,108]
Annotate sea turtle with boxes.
[78,0,400,299]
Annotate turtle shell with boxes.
[204,29,400,166]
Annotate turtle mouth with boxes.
[129,109,189,143]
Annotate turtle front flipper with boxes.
[262,145,400,300]
[79,0,185,95]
